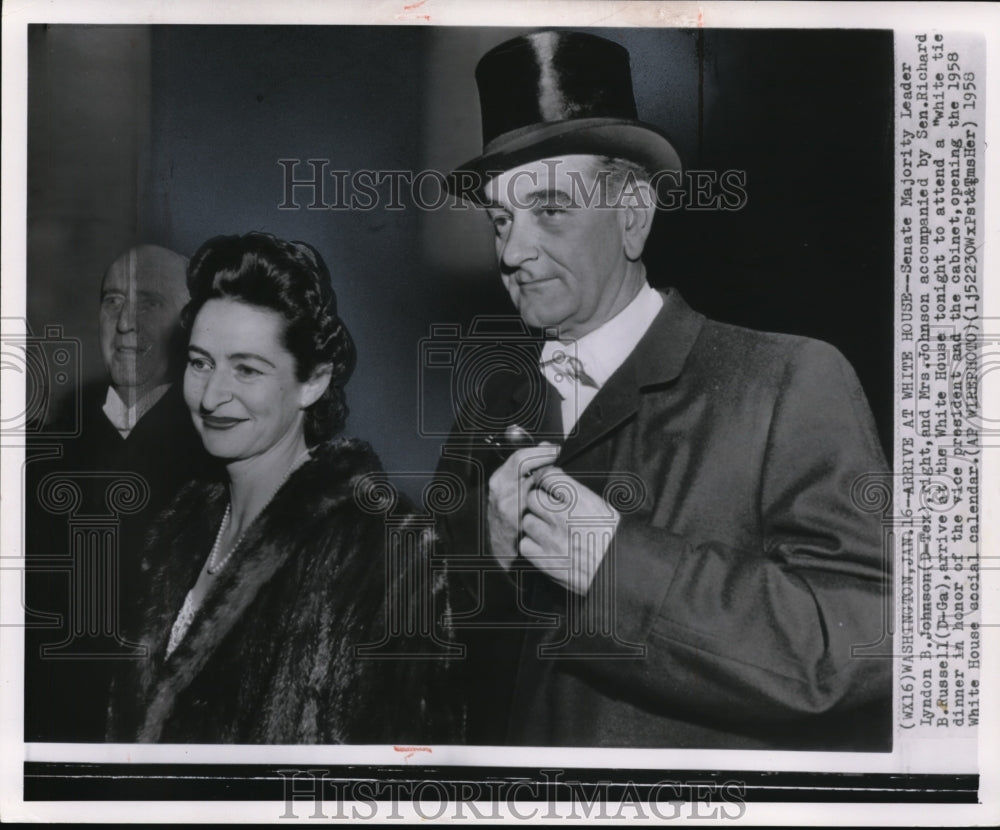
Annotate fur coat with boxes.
[106,438,463,744]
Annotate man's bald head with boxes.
[99,244,189,400]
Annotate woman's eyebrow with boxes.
[227,351,278,368]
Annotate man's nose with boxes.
[499,218,539,272]
[115,296,137,333]
[200,368,233,410]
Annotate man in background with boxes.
[25,244,214,741]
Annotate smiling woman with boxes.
[106,232,463,744]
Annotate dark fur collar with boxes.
[130,437,388,741]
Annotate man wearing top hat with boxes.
[437,31,891,750]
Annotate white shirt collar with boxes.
[540,283,663,390]
[102,383,171,438]
[538,284,663,437]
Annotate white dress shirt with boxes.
[102,384,171,438]
[539,284,663,436]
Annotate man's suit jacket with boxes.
[25,382,217,741]
[439,288,892,750]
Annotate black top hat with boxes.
[449,30,682,195]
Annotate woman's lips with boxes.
[200,414,247,429]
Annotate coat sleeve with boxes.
[568,339,892,724]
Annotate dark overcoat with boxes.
[25,382,215,741]
[107,438,463,744]
[439,288,892,750]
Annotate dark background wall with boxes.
[28,25,893,489]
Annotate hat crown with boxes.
[475,31,639,150]
[447,29,681,195]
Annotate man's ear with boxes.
[620,180,656,261]
[299,363,333,409]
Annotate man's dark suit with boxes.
[25,382,216,741]
[440,288,892,750]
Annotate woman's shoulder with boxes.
[297,436,428,521]
[307,436,384,477]
[287,437,435,573]
[287,437,387,511]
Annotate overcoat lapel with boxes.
[467,289,705,471]
[558,289,706,468]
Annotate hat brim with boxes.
[447,118,682,199]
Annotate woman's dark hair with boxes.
[183,231,356,445]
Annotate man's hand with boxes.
[487,443,560,569]
[521,466,620,596]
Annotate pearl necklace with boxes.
[206,448,311,575]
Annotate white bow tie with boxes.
[541,349,599,392]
